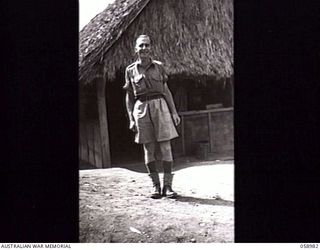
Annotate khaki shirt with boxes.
[123,60,168,97]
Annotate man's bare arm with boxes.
[163,83,180,126]
[125,91,136,131]
[163,83,178,114]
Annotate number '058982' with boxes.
[300,244,318,248]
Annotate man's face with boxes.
[135,37,151,59]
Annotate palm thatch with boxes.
[79,0,233,85]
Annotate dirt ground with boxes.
[79,159,234,243]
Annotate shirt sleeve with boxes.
[123,67,133,92]
[159,64,168,83]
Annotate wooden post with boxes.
[180,114,185,155]
[97,77,111,168]
[230,77,234,107]
[208,112,214,153]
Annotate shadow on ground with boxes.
[175,195,234,207]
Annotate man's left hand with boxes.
[172,113,181,126]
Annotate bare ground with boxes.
[79,160,234,243]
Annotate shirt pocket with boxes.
[132,74,147,92]
[149,73,164,92]
[149,72,163,82]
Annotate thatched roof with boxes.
[79,0,233,85]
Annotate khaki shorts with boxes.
[133,97,179,144]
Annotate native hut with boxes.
[79,0,233,168]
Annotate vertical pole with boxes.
[208,112,214,153]
[230,77,234,107]
[180,114,185,155]
[97,77,111,168]
[85,122,90,163]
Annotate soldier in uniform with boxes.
[123,35,180,199]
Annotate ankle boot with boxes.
[162,173,177,198]
[148,172,161,199]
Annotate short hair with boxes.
[135,35,151,45]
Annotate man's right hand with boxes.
[129,120,137,132]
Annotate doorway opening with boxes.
[105,72,144,166]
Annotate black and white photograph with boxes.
[3,0,319,245]
[79,0,234,243]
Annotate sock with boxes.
[146,161,157,173]
[163,161,173,173]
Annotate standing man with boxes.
[123,35,180,199]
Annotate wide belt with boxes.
[136,94,164,102]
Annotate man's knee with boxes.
[159,140,171,150]
[159,141,173,162]
[143,142,156,164]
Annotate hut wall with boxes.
[79,121,103,168]
[210,110,234,157]
[172,109,234,159]
[79,84,104,168]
